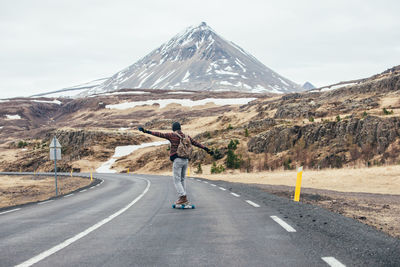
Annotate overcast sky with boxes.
[1,0,399,98]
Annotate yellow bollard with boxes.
[90,172,93,181]
[187,165,190,177]
[127,168,129,174]
[294,166,303,202]
[70,169,73,177]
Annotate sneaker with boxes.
[175,196,185,205]
[175,195,188,205]
[181,195,189,204]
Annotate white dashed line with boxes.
[64,194,74,198]
[0,208,21,215]
[38,200,53,205]
[15,177,151,267]
[230,192,240,197]
[270,216,296,232]
[210,184,216,187]
[246,200,260,207]
[196,179,201,182]
[80,189,87,192]
[89,187,95,190]
[321,257,346,267]
[203,181,208,184]
[219,187,226,191]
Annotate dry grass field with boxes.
[0,175,92,209]
[196,165,400,195]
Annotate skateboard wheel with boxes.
[192,205,195,209]
[172,204,176,209]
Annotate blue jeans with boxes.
[173,158,188,196]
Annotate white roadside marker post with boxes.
[50,136,62,197]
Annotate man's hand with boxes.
[205,147,214,156]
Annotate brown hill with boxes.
[0,66,399,173]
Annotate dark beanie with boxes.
[172,122,181,131]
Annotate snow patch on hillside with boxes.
[96,141,170,173]
[105,98,257,110]
[32,99,62,105]
[5,114,21,120]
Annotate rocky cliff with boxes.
[248,116,400,168]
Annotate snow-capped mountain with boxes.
[84,22,301,95]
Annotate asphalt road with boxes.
[0,173,399,266]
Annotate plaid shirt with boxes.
[147,130,206,159]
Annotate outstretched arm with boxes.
[138,127,174,140]
[189,136,214,155]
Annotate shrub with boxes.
[212,148,224,160]
[362,111,368,118]
[309,116,314,122]
[18,141,28,148]
[211,162,225,174]
[227,124,233,130]
[226,149,241,169]
[336,115,341,122]
[195,163,203,174]
[383,108,393,115]
[244,128,249,137]
[227,139,239,150]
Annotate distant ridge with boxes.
[302,82,315,90]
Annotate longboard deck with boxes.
[172,203,195,209]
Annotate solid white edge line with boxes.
[0,208,21,215]
[230,192,240,197]
[15,178,151,267]
[270,216,296,232]
[321,257,346,267]
[246,200,260,207]
[38,200,53,205]
[219,187,226,191]
[63,194,74,198]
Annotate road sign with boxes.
[49,137,62,160]
[50,148,61,160]
[49,136,62,196]
[49,138,61,148]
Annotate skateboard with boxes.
[172,203,195,209]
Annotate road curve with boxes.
[0,173,399,266]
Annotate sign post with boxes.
[50,136,62,196]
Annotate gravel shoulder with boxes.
[255,184,400,239]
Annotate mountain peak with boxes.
[302,81,315,90]
[84,23,301,95]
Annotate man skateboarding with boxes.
[138,122,213,205]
